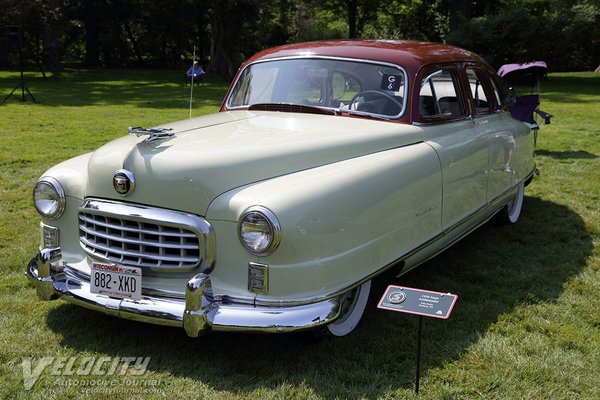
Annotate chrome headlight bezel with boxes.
[33,177,66,219]
[238,206,281,256]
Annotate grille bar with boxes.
[78,224,198,249]
[78,213,196,238]
[80,236,200,264]
[78,199,216,274]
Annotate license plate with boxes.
[90,263,142,300]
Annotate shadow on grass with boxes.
[535,149,597,160]
[45,196,592,399]
[0,69,228,109]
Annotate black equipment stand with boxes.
[3,51,37,104]
[415,315,423,394]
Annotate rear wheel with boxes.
[326,280,371,337]
[495,182,524,224]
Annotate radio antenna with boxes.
[189,46,196,119]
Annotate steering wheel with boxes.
[349,90,403,115]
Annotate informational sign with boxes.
[381,74,403,91]
[377,285,458,319]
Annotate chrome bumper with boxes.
[27,248,342,336]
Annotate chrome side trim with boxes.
[412,115,473,126]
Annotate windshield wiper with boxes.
[248,102,392,121]
[248,103,336,116]
[335,109,391,121]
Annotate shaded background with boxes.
[0,0,599,77]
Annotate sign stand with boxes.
[415,315,423,394]
[377,285,458,395]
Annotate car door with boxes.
[464,65,516,202]
[414,65,489,232]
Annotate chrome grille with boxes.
[78,199,215,273]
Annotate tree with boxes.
[209,0,270,77]
[0,0,65,72]
[2,0,598,73]
[82,0,100,66]
[319,0,381,39]
[42,0,65,72]
[361,0,447,42]
[446,0,600,71]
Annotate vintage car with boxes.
[27,40,534,337]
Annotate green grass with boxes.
[1,69,599,399]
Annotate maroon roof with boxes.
[221,40,491,122]
[243,40,486,72]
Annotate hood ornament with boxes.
[128,126,175,142]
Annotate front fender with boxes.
[206,142,442,301]
[36,153,92,261]
[41,153,92,201]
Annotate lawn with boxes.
[0,69,599,399]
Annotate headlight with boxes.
[238,206,281,256]
[33,177,65,219]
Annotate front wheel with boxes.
[326,280,371,337]
[495,182,524,225]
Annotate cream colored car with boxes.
[28,40,534,337]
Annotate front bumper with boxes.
[27,248,342,336]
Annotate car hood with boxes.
[85,110,421,216]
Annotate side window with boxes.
[492,78,502,107]
[419,69,465,119]
[466,67,494,114]
[490,75,508,108]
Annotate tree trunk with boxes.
[84,0,100,66]
[449,0,473,33]
[124,21,144,66]
[42,0,64,72]
[210,1,245,78]
[346,0,358,38]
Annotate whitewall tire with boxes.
[496,182,524,224]
[326,280,371,337]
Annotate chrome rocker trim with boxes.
[27,248,342,337]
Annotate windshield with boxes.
[227,58,407,119]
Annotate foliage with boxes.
[0,68,599,399]
[0,0,598,75]
[446,0,600,71]
[362,0,448,42]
